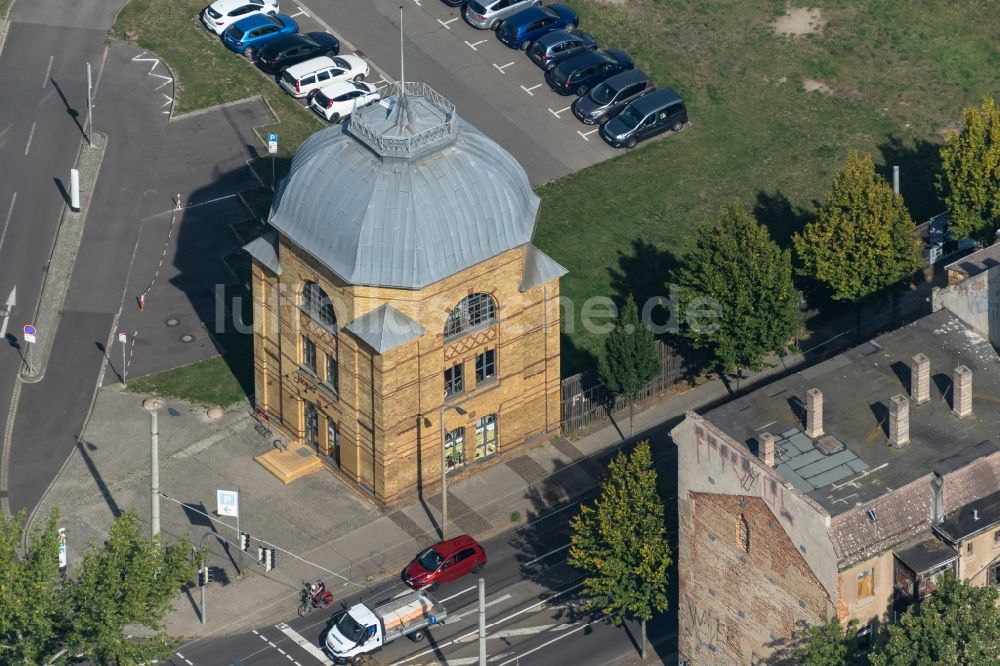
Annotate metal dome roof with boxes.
[268,82,540,290]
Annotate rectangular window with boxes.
[994,529,1000,547]
[444,363,464,398]
[327,418,340,468]
[304,400,318,447]
[475,414,497,459]
[326,353,339,395]
[966,541,974,557]
[989,563,1000,587]
[857,568,874,598]
[302,336,317,373]
[476,349,496,384]
[445,427,465,471]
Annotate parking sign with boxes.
[217,489,240,517]
[267,133,278,155]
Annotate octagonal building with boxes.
[245,82,565,504]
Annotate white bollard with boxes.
[70,169,81,211]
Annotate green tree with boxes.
[65,511,196,664]
[792,617,861,666]
[794,152,921,303]
[568,440,670,658]
[869,570,1000,666]
[598,294,660,436]
[938,96,1000,241]
[677,204,798,376]
[0,509,66,664]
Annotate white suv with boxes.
[278,54,369,99]
[201,0,279,36]
[310,80,380,123]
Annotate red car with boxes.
[403,535,487,590]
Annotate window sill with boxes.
[300,365,319,379]
[317,381,340,403]
[444,391,465,403]
[475,376,498,389]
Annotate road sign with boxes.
[217,489,240,517]
[118,330,127,344]
[23,324,36,344]
[268,133,278,155]
[58,528,67,570]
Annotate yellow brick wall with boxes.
[250,238,562,504]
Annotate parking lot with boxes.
[220,0,622,186]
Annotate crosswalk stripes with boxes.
[275,623,334,665]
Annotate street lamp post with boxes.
[143,398,163,537]
[439,404,467,541]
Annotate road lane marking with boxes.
[438,17,459,29]
[0,192,15,256]
[440,585,477,603]
[496,615,609,665]
[577,128,599,141]
[276,622,333,665]
[520,83,542,96]
[412,0,421,5]
[391,582,584,664]
[43,56,53,87]
[493,61,515,73]
[548,106,571,118]
[290,7,309,18]
[465,39,486,51]
[175,653,194,666]
[449,594,512,622]
[525,543,570,566]
[24,122,36,155]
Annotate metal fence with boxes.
[560,340,684,433]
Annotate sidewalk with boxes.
[29,270,943,642]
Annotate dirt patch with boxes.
[802,78,833,95]
[772,6,825,37]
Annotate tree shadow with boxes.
[559,332,598,378]
[752,190,815,250]
[608,238,681,312]
[876,134,945,224]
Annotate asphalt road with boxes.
[296,0,620,186]
[0,0,122,512]
[168,491,677,666]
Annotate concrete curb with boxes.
[19,132,108,383]
[0,0,18,58]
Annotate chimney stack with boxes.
[930,472,944,525]
[889,394,910,447]
[759,432,775,467]
[952,366,972,418]
[805,388,823,438]
[911,354,930,405]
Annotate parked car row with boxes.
[200,0,379,124]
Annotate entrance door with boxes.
[327,417,341,468]
[304,401,319,448]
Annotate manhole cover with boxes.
[166,318,179,327]
[180,334,194,343]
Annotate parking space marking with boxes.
[548,106,571,118]
[464,39,487,51]
[520,83,542,96]
[412,0,421,5]
[290,6,309,18]
[23,122,36,155]
[493,61,515,73]
[438,17,460,29]
[577,128,598,141]
[42,55,53,88]
[161,92,174,114]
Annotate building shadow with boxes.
[876,134,944,224]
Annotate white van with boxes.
[278,54,369,99]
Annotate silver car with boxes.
[464,0,540,30]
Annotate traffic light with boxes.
[257,546,264,565]
[240,532,250,551]
[199,566,211,587]
[265,548,276,572]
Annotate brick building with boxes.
[672,247,1000,664]
[244,82,564,504]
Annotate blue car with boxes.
[496,4,578,50]
[223,13,298,57]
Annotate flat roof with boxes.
[703,308,1000,516]
[945,242,1000,279]
[893,532,958,574]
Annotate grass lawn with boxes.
[114,0,999,384]
[534,0,998,373]
[0,0,9,21]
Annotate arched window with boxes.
[302,281,336,328]
[444,293,496,339]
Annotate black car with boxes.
[572,69,654,125]
[526,28,597,71]
[254,32,340,74]
[441,0,465,5]
[601,87,688,149]
[544,48,633,96]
